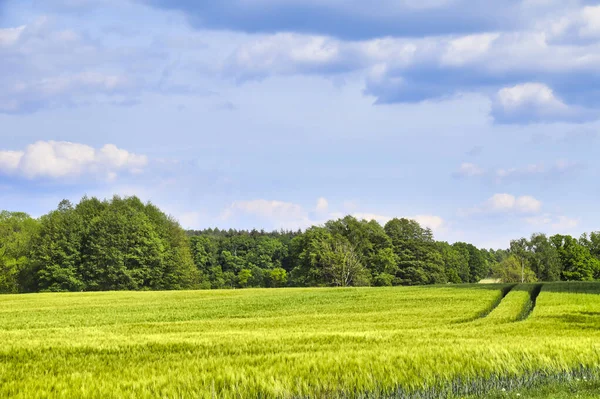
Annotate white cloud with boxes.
[0,141,148,181]
[350,212,392,225]
[515,195,543,213]
[580,6,600,38]
[484,193,543,214]
[486,193,517,212]
[0,151,22,173]
[0,26,25,47]
[316,197,329,212]
[441,33,499,66]
[525,214,580,231]
[413,215,445,231]
[455,162,485,177]
[492,82,597,123]
[497,83,564,110]
[226,33,347,81]
[224,199,312,229]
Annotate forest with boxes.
[1,195,599,293]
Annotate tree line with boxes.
[1,196,599,293]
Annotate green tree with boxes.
[385,218,446,285]
[453,242,487,283]
[527,233,562,281]
[551,235,600,281]
[266,267,288,287]
[437,242,469,284]
[321,238,369,287]
[493,255,537,283]
[237,268,252,288]
[0,211,40,293]
[32,200,86,292]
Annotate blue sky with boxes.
[1,0,599,248]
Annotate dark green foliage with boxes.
[453,242,488,283]
[551,234,600,281]
[0,211,40,293]
[2,197,600,293]
[384,218,446,285]
[27,196,198,292]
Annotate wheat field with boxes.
[0,283,599,398]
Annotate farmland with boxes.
[0,283,599,398]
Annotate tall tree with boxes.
[551,234,600,281]
[509,238,529,283]
[527,233,562,281]
[452,242,487,283]
[0,212,39,293]
[385,218,446,285]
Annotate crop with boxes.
[0,283,599,398]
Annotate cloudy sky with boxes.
[1,0,599,248]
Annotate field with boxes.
[0,283,599,398]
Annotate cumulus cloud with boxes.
[144,0,558,40]
[486,193,542,213]
[0,141,148,181]
[441,33,499,66]
[413,215,445,231]
[316,197,329,213]
[0,26,25,47]
[462,193,543,216]
[0,18,186,114]
[215,3,600,123]
[5,2,600,123]
[525,214,580,231]
[492,83,596,123]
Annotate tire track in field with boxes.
[461,284,517,322]
[481,283,545,323]
[517,283,543,321]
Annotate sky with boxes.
[1,0,599,248]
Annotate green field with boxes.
[1,283,599,398]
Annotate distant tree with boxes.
[551,234,600,281]
[385,218,446,285]
[31,196,198,292]
[509,238,530,283]
[579,232,600,260]
[32,200,86,292]
[493,255,537,283]
[437,242,469,284]
[527,233,562,281]
[237,269,252,288]
[325,216,392,278]
[453,242,487,283]
[321,239,368,287]
[0,212,40,293]
[266,267,288,287]
[372,272,394,286]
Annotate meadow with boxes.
[0,283,599,398]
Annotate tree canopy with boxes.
[1,196,600,293]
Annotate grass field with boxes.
[0,283,599,398]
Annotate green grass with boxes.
[0,283,599,398]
